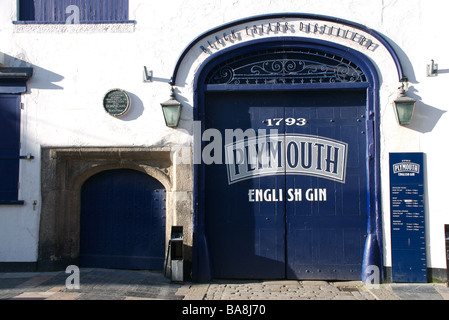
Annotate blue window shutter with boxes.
[19,0,36,21]
[19,0,129,22]
[0,95,21,202]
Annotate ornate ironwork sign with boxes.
[206,48,367,85]
[103,88,130,117]
[199,19,378,55]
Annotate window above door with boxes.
[205,47,368,86]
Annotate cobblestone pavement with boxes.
[1,268,449,300]
[188,280,449,300]
[202,280,375,300]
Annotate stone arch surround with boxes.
[37,147,192,271]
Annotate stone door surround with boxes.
[38,147,174,271]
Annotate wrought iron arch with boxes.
[205,47,368,86]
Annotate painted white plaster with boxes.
[0,0,447,272]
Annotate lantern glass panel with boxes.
[395,102,415,125]
[162,105,181,127]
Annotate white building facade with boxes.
[0,0,448,283]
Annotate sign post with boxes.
[390,152,427,283]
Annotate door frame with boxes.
[192,37,381,282]
[37,147,173,271]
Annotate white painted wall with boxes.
[0,0,448,272]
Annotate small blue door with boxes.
[80,169,166,270]
[203,90,368,280]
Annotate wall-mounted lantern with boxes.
[161,87,182,128]
[393,83,416,126]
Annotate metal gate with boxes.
[80,169,166,270]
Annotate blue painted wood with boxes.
[18,0,35,21]
[194,39,381,282]
[0,95,21,202]
[203,90,368,280]
[19,0,129,22]
[80,169,166,270]
[204,92,286,279]
[285,90,368,280]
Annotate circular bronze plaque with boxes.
[103,89,130,117]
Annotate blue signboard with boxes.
[390,153,427,283]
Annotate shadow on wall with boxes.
[0,52,64,90]
[406,86,447,134]
[120,91,144,122]
[1,52,152,124]
[172,86,193,134]
[379,34,446,133]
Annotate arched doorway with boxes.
[193,38,381,281]
[79,169,166,270]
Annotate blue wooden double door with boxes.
[204,90,368,280]
[80,169,166,270]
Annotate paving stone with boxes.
[15,274,56,289]
[301,280,329,286]
[364,284,400,300]
[434,284,449,300]
[77,293,126,300]
[47,286,65,293]
[176,284,192,296]
[183,283,209,300]
[10,292,56,300]
[262,280,300,285]
[0,278,30,289]
[0,289,24,300]
[390,284,443,300]
[46,292,82,300]
[124,296,159,300]
[332,281,364,287]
